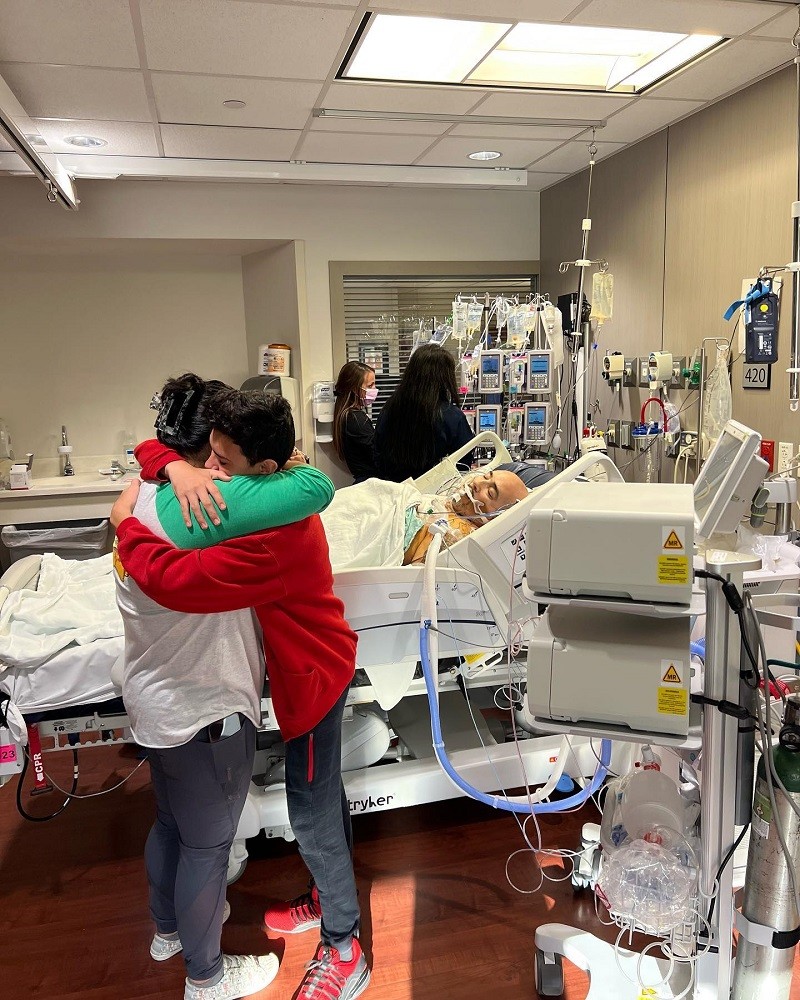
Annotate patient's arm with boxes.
[115,517,285,613]
[135,439,229,529]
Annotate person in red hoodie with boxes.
[112,389,370,1000]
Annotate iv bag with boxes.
[701,343,732,459]
[543,302,565,369]
[452,300,468,339]
[590,271,614,324]
[466,300,484,334]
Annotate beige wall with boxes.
[0,252,248,475]
[1,180,539,480]
[541,67,799,478]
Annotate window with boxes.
[338,271,537,419]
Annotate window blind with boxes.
[342,273,537,418]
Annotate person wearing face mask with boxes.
[332,361,378,483]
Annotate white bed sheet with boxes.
[0,636,123,714]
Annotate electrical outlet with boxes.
[620,420,633,449]
[679,431,697,451]
[778,441,795,474]
[623,357,638,388]
[638,359,651,388]
[607,419,620,446]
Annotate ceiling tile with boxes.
[598,97,704,143]
[575,0,786,36]
[152,74,321,129]
[310,117,449,136]
[368,0,581,19]
[0,0,139,68]
[526,170,571,190]
[416,135,561,168]
[139,0,354,78]
[528,140,626,173]
[449,122,583,140]
[0,64,150,122]
[295,131,436,164]
[647,38,794,101]
[31,118,159,155]
[250,0,360,5]
[161,124,301,159]
[322,82,486,115]
[478,90,631,120]
[0,134,13,152]
[750,7,800,40]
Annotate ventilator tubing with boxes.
[418,624,610,813]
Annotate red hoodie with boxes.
[115,441,356,740]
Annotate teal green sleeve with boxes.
[155,465,335,550]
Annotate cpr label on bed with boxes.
[657,555,689,585]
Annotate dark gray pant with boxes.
[145,719,256,983]
[285,687,360,952]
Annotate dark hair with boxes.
[155,373,230,459]
[332,361,374,460]
[378,344,459,477]
[206,388,295,468]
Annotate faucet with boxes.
[60,425,74,477]
[109,460,124,481]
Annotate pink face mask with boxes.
[364,387,379,404]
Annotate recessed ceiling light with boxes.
[64,134,107,148]
[340,13,726,94]
[25,133,47,146]
[469,150,502,161]
[223,100,247,109]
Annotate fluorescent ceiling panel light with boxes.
[344,14,510,84]
[314,109,605,129]
[341,15,725,94]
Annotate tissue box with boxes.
[8,464,31,490]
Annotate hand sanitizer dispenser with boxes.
[312,382,335,443]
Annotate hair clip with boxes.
[149,392,162,411]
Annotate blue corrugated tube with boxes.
[419,623,611,814]
[690,640,705,660]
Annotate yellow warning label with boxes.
[658,686,688,716]
[662,664,682,684]
[639,991,658,999]
[663,530,684,550]
[657,555,689,585]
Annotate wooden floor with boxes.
[2,744,799,1000]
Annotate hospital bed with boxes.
[0,433,625,880]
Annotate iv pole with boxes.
[790,23,800,413]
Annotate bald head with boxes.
[449,469,528,520]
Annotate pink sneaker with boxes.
[264,885,322,934]
[296,939,370,1000]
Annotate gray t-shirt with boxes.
[114,480,264,749]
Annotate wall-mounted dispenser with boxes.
[312,381,335,443]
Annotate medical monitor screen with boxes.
[482,357,500,374]
[693,421,763,538]
[479,411,498,431]
[527,407,545,428]
[530,356,549,374]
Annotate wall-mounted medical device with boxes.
[525,481,695,606]
[311,380,335,443]
[602,352,625,383]
[462,408,476,435]
[523,402,550,446]
[527,350,553,393]
[478,350,503,393]
[648,351,673,388]
[507,407,524,447]
[475,404,502,437]
[240,374,301,441]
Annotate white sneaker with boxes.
[184,953,280,1000]
[150,901,231,961]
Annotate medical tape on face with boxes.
[449,476,484,516]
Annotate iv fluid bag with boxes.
[543,302,565,369]
[702,343,732,459]
[590,271,614,323]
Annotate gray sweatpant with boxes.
[144,718,256,982]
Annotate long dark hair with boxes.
[333,361,374,460]
[378,344,459,477]
[155,373,229,460]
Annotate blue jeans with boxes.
[145,718,256,982]
[285,687,359,951]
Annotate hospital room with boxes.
[6,1,800,998]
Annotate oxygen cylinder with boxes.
[732,695,800,999]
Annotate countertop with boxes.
[0,472,138,500]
